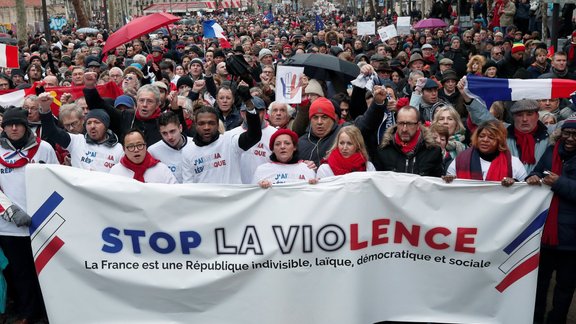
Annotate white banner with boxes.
[378,24,398,42]
[356,21,376,36]
[275,65,305,104]
[396,16,411,35]
[26,165,552,323]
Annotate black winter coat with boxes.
[373,125,443,177]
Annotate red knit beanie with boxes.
[269,128,299,149]
[309,97,337,122]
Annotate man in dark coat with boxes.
[373,106,443,176]
[527,116,576,324]
[297,88,387,166]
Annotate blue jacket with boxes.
[530,144,576,250]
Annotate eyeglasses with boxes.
[397,121,419,128]
[493,52,502,56]
[561,130,576,139]
[124,76,135,81]
[64,120,81,129]
[125,143,146,152]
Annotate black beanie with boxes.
[2,108,28,128]
[85,109,110,128]
[177,76,194,89]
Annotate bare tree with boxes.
[71,0,89,27]
[16,0,26,42]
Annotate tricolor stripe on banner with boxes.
[35,236,64,275]
[496,253,540,292]
[495,209,547,292]
[30,192,65,275]
[0,44,19,68]
[465,75,576,109]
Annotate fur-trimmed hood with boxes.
[379,124,438,150]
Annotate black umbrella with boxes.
[284,53,360,85]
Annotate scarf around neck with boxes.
[514,127,537,164]
[325,148,367,176]
[394,127,421,154]
[135,108,162,122]
[120,152,160,182]
[456,147,512,181]
[0,136,41,169]
[542,141,565,246]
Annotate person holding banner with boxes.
[445,120,527,185]
[0,108,57,323]
[458,77,550,174]
[181,85,262,184]
[316,125,376,177]
[110,128,177,184]
[526,116,576,324]
[252,128,316,187]
[373,106,443,177]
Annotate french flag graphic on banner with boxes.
[464,75,576,108]
[30,192,66,275]
[495,209,548,292]
[0,44,19,68]
[202,20,231,49]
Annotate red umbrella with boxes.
[102,13,181,54]
[414,18,447,29]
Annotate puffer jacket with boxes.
[373,124,443,177]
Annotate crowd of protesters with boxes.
[0,1,574,322]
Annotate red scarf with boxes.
[542,141,563,246]
[456,147,512,181]
[394,127,421,154]
[0,137,41,169]
[568,43,576,61]
[325,148,367,176]
[120,152,160,183]
[135,108,162,122]
[485,151,512,181]
[514,128,537,164]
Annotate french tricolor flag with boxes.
[202,20,231,49]
[465,75,576,108]
[0,44,19,69]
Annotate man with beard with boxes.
[181,84,262,184]
[37,92,123,173]
[527,117,576,324]
[373,105,443,176]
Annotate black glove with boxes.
[2,205,32,227]
[141,64,149,77]
[236,85,252,102]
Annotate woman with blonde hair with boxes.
[317,125,376,177]
[432,104,467,158]
[445,120,527,186]
[467,54,486,76]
